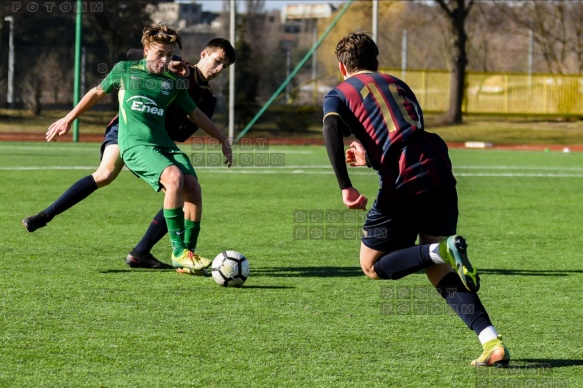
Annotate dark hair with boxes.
[335,32,378,73]
[205,38,236,65]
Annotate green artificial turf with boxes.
[1,142,582,387]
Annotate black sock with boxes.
[373,245,434,280]
[42,175,98,222]
[436,272,492,335]
[133,209,168,255]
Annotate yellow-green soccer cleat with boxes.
[471,336,510,367]
[439,235,480,292]
[171,249,212,271]
[176,268,211,277]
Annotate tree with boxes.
[317,1,407,81]
[434,0,475,125]
[2,1,77,109]
[504,1,583,74]
[86,1,156,107]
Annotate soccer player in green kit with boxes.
[46,24,232,271]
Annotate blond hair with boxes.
[141,24,183,50]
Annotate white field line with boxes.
[0,145,97,152]
[0,166,99,170]
[3,165,583,177]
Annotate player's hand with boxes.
[342,187,368,210]
[169,61,190,78]
[345,141,367,167]
[222,141,233,168]
[46,117,72,142]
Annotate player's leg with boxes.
[122,146,208,271]
[22,144,123,232]
[159,163,209,271]
[175,155,210,271]
[182,174,202,252]
[359,201,436,281]
[159,163,187,254]
[421,188,509,366]
[91,144,124,187]
[430,260,509,366]
[126,208,171,269]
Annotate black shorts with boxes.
[361,184,458,253]
[99,117,119,160]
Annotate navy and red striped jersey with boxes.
[323,71,455,197]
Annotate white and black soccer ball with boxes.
[211,250,249,287]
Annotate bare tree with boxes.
[505,1,583,74]
[434,0,475,124]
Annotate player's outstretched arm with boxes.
[168,61,190,78]
[46,87,107,142]
[188,107,233,167]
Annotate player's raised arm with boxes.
[46,87,107,142]
[187,107,233,167]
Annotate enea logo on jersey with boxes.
[127,96,164,116]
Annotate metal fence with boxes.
[387,69,583,116]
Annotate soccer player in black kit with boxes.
[322,32,510,366]
[23,38,236,271]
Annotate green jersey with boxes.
[100,60,196,154]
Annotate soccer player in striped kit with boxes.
[322,32,510,367]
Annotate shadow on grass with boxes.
[252,266,363,278]
[99,269,176,273]
[487,359,583,369]
[238,285,295,289]
[479,268,583,276]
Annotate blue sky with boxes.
[197,0,336,13]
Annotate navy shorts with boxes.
[361,184,458,253]
[99,117,119,160]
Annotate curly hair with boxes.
[335,32,379,73]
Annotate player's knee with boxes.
[361,263,381,280]
[161,166,184,192]
[92,168,119,187]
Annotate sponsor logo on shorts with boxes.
[127,96,164,116]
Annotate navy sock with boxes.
[133,209,168,255]
[42,175,98,221]
[373,245,434,280]
[436,272,492,335]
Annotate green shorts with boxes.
[122,145,197,192]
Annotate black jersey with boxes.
[164,65,217,142]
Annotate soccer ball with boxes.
[211,250,249,287]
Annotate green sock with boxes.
[184,220,201,252]
[163,207,186,256]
